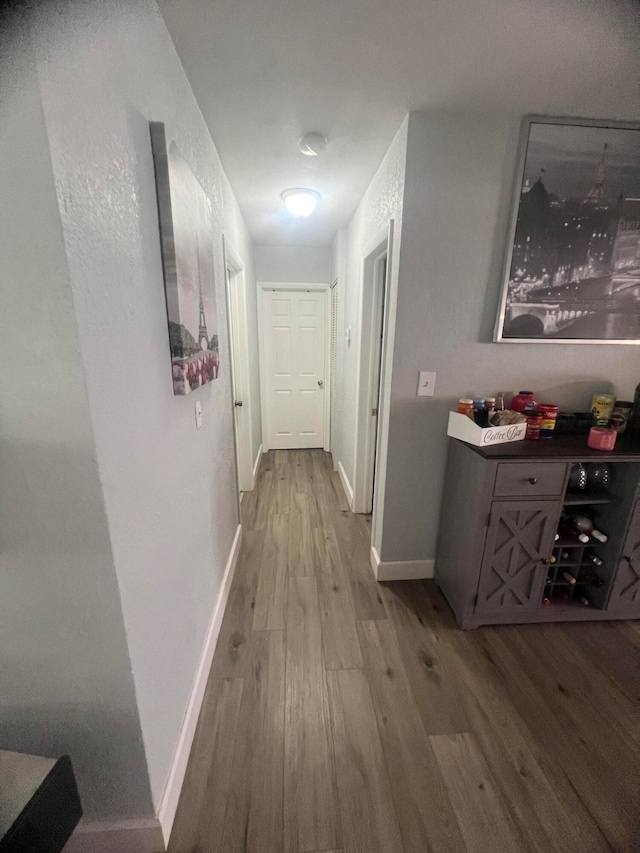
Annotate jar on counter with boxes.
[512,391,538,413]
[525,410,543,440]
[538,404,558,438]
[457,398,474,418]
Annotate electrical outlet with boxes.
[195,400,203,429]
[417,371,436,397]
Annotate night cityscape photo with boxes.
[497,121,640,342]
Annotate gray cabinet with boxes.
[609,500,640,614]
[435,436,640,629]
[476,501,559,617]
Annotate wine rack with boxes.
[435,434,640,629]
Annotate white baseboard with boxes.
[63,818,164,853]
[157,523,243,845]
[252,443,264,487]
[370,545,434,581]
[337,460,354,509]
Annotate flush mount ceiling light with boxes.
[298,133,328,157]
[281,188,320,217]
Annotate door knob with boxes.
[235,400,243,407]
[318,380,324,387]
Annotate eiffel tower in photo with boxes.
[196,243,209,351]
[584,143,608,206]
[198,277,209,351]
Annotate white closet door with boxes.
[263,290,326,449]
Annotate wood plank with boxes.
[254,467,275,530]
[327,668,404,853]
[420,584,610,853]
[285,576,341,853]
[313,528,363,670]
[241,489,259,530]
[210,530,264,678]
[357,619,466,853]
[333,509,387,621]
[221,630,285,853]
[287,493,317,577]
[479,626,640,852]
[253,513,288,631]
[168,677,243,853]
[380,580,470,734]
[431,732,521,853]
[273,462,291,513]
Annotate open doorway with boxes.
[223,237,254,496]
[352,222,394,526]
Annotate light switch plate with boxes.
[195,400,203,429]
[417,371,436,397]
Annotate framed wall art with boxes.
[150,121,220,394]
[495,116,640,344]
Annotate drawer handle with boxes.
[528,477,538,485]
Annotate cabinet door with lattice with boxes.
[475,501,559,616]
[609,500,640,616]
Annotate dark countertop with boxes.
[464,433,640,462]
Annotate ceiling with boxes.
[160,0,640,248]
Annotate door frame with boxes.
[257,281,331,452]
[222,236,254,493]
[352,222,395,533]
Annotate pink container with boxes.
[587,427,617,451]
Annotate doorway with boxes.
[258,282,330,450]
[352,222,394,522]
[223,237,254,495]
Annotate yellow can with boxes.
[591,394,616,427]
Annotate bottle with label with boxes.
[457,398,474,418]
[565,513,608,543]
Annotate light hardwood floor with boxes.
[169,449,640,853]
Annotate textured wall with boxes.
[337,119,408,530]
[30,0,256,812]
[382,111,640,563]
[254,245,332,283]
[0,9,152,821]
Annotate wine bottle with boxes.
[549,554,557,564]
[574,584,591,606]
[562,571,577,585]
[564,513,608,543]
[584,550,604,567]
[591,529,608,543]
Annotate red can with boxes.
[538,404,558,438]
[525,411,543,440]
[512,391,538,413]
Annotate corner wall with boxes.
[30,0,255,814]
[0,8,152,823]
[335,119,408,522]
[382,111,640,564]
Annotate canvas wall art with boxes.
[150,121,220,393]
[495,117,640,343]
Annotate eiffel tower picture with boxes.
[198,276,209,352]
[150,121,219,395]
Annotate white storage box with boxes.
[447,411,526,447]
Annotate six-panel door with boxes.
[475,500,559,616]
[263,290,326,449]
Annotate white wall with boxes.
[0,9,152,822]
[381,110,640,563]
[10,0,256,823]
[254,245,332,283]
[335,119,408,532]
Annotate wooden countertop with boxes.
[464,433,640,462]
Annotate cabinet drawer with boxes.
[493,462,566,497]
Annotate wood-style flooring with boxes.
[169,450,640,853]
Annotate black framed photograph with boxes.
[495,116,640,344]
[150,121,220,394]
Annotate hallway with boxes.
[168,450,640,853]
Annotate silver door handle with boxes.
[235,400,243,407]
[318,380,324,387]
